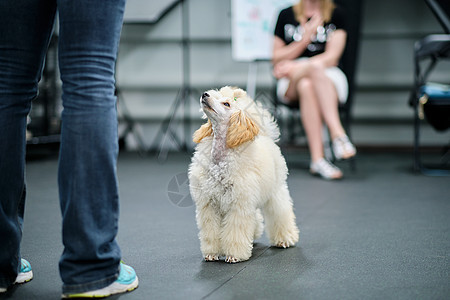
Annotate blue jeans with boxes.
[0,0,126,294]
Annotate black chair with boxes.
[410,0,450,175]
[273,0,363,167]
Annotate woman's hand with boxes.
[272,13,322,65]
[273,60,295,79]
[301,13,323,42]
[273,59,310,80]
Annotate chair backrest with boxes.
[334,0,363,111]
[425,0,450,34]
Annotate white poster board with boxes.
[231,0,297,61]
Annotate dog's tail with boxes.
[254,102,280,142]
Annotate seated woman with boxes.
[272,0,356,180]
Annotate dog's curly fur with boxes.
[188,86,299,263]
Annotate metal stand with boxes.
[413,103,450,176]
[150,0,193,161]
[116,88,148,156]
[246,61,258,99]
[116,0,193,158]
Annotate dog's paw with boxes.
[225,256,241,264]
[271,227,299,249]
[276,241,290,249]
[204,255,220,262]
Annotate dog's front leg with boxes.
[221,204,256,263]
[196,203,221,261]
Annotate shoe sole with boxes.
[0,271,33,294]
[334,150,357,161]
[15,270,33,284]
[310,170,343,180]
[62,277,139,298]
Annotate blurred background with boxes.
[14,2,450,298]
[27,0,450,158]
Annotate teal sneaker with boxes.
[62,262,139,298]
[0,259,33,293]
[15,259,33,284]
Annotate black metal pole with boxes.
[181,0,190,151]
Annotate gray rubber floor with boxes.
[1,149,449,300]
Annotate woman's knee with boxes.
[297,78,313,96]
[59,60,117,112]
[308,61,327,79]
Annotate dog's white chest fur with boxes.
[201,158,238,213]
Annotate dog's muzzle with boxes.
[201,93,215,112]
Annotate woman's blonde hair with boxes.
[293,0,336,23]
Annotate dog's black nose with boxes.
[202,92,210,99]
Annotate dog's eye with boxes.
[223,102,231,107]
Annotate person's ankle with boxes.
[331,132,346,140]
[311,155,325,164]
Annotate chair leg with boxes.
[348,156,357,172]
[413,107,422,172]
[287,112,296,144]
[340,109,357,172]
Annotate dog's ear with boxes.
[226,110,259,148]
[193,120,213,143]
[232,88,247,100]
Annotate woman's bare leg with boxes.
[308,63,346,140]
[297,78,324,163]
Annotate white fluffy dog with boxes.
[188,86,299,263]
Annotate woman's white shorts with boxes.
[276,66,348,104]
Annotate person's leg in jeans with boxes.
[0,0,56,289]
[56,0,131,294]
[0,0,137,295]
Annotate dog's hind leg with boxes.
[197,203,221,261]
[263,186,299,248]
